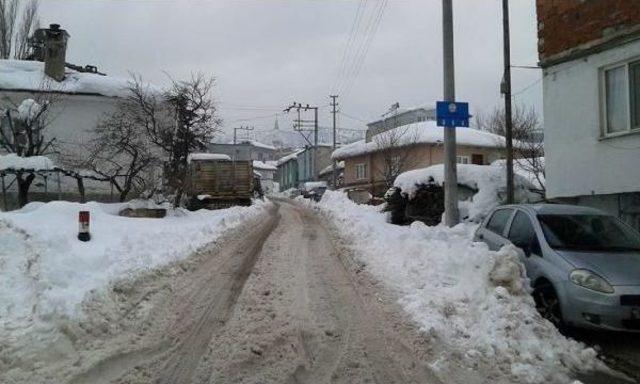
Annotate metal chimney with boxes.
[43,24,69,82]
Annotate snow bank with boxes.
[187,153,231,163]
[0,59,151,98]
[0,200,270,345]
[0,153,55,171]
[394,163,540,221]
[332,121,506,160]
[310,191,605,383]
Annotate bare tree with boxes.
[373,124,420,188]
[125,73,222,206]
[0,0,39,59]
[82,106,160,202]
[0,92,58,206]
[476,104,545,193]
[13,0,38,59]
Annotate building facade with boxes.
[276,151,300,191]
[366,106,436,142]
[207,140,277,162]
[296,145,333,184]
[536,0,640,228]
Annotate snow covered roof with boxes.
[0,153,55,171]
[276,149,304,166]
[332,121,506,160]
[0,59,157,98]
[252,160,277,171]
[236,140,276,151]
[187,153,231,163]
[319,161,345,176]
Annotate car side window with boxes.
[508,211,537,249]
[485,209,512,235]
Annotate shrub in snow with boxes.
[312,191,606,383]
[393,163,541,223]
[16,98,43,122]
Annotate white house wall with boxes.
[1,91,119,160]
[543,39,640,199]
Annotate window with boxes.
[508,212,536,248]
[486,209,512,235]
[456,155,470,164]
[471,154,484,165]
[390,155,401,175]
[602,60,640,135]
[355,163,368,180]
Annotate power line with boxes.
[340,0,388,98]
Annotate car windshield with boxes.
[538,214,640,252]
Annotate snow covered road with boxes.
[1,198,634,383]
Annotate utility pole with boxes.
[502,0,515,204]
[233,125,254,160]
[284,102,319,181]
[330,95,339,189]
[442,0,459,226]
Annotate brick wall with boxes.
[537,0,640,62]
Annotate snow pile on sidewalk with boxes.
[394,163,540,221]
[312,191,605,383]
[0,200,270,347]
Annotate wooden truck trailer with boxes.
[184,154,257,210]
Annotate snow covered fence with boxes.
[310,191,606,383]
[0,199,271,352]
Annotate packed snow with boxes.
[187,153,231,163]
[0,153,55,171]
[307,191,606,383]
[0,60,154,98]
[332,121,506,160]
[394,163,541,221]
[0,199,270,359]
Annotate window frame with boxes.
[485,208,514,237]
[456,155,470,165]
[600,58,640,138]
[355,163,368,180]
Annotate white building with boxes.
[537,3,640,229]
[252,160,277,194]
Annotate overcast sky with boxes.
[40,0,542,135]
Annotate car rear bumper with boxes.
[561,283,640,332]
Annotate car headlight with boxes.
[569,269,614,294]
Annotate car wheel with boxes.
[533,283,564,328]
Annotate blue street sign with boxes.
[436,101,470,127]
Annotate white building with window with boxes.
[538,9,640,229]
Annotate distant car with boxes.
[474,204,640,331]
[300,182,328,202]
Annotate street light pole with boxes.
[442,0,459,226]
[502,0,515,204]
